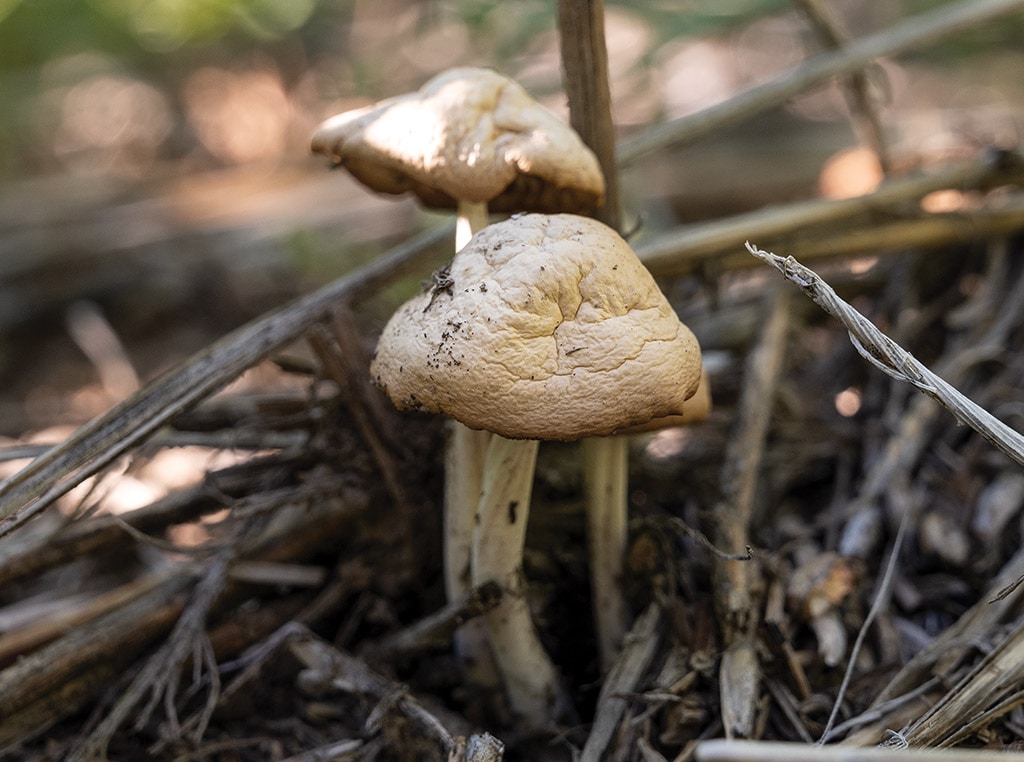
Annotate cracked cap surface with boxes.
[310,67,605,214]
[370,214,702,441]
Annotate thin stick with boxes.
[819,507,909,743]
[579,602,663,762]
[558,0,632,673]
[636,155,1024,277]
[747,243,1024,467]
[557,0,621,230]
[0,223,453,535]
[619,0,1024,163]
[716,284,790,633]
[792,0,891,172]
[713,284,790,738]
[369,581,502,661]
[696,739,1024,761]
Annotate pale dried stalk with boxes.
[792,0,891,172]
[713,285,790,738]
[559,0,632,673]
[895,614,1024,746]
[748,244,1024,467]
[696,739,1024,761]
[619,0,1024,163]
[580,602,663,762]
[637,157,1024,277]
[819,509,909,743]
[0,223,454,535]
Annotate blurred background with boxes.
[1,0,1022,439]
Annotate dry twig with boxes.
[638,154,1024,277]
[713,284,791,738]
[748,244,1024,467]
[696,739,1024,761]
[619,0,1024,163]
[0,223,453,534]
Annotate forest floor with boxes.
[4,3,1024,756]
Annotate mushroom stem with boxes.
[446,200,491,605]
[444,425,491,601]
[445,423,499,691]
[471,435,560,726]
[456,200,489,251]
[581,435,630,672]
[446,198,499,688]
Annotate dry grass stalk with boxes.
[713,284,790,737]
[0,223,453,534]
[580,602,664,762]
[696,739,1024,761]
[748,244,1024,467]
[637,154,1024,278]
[618,0,1024,163]
[792,0,891,172]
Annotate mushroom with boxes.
[310,65,605,251]
[311,67,606,684]
[370,213,703,724]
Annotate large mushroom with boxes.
[311,71,605,672]
[370,213,703,724]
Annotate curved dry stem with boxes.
[471,435,560,726]
[0,223,454,536]
[618,0,1024,164]
[748,243,1024,466]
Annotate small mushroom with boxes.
[310,66,605,246]
[312,67,606,688]
[370,213,702,724]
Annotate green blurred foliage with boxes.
[0,0,333,176]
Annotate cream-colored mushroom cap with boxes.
[310,67,605,214]
[370,214,702,441]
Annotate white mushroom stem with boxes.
[581,369,713,671]
[455,199,489,251]
[443,424,490,601]
[471,435,560,726]
[446,200,491,605]
[445,422,496,689]
[446,198,498,686]
[581,435,630,672]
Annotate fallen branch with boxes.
[696,739,1024,761]
[0,223,452,534]
[637,154,1024,278]
[619,0,1024,163]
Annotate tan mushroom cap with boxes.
[310,67,605,214]
[370,214,702,441]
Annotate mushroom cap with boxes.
[370,213,702,441]
[310,67,605,214]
